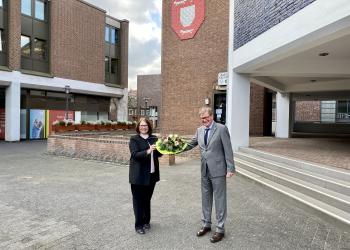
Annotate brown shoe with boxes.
[210,232,224,243]
[196,227,211,237]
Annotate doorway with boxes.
[213,93,226,124]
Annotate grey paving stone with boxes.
[0,141,349,249]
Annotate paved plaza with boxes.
[0,141,349,249]
[250,137,350,170]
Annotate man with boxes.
[186,106,235,243]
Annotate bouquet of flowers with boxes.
[156,134,188,154]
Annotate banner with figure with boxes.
[30,110,45,139]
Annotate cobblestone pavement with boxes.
[250,137,350,170]
[0,141,349,249]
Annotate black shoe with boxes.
[135,228,145,234]
[143,223,151,230]
[196,227,211,237]
[210,232,224,243]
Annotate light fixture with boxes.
[64,85,71,120]
[65,85,71,94]
[318,52,329,57]
[204,97,210,105]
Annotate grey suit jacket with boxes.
[186,122,235,177]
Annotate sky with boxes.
[85,0,162,90]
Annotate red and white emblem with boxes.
[171,0,205,40]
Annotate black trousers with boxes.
[131,177,156,229]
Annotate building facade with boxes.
[228,0,350,150]
[0,0,129,141]
[137,74,161,128]
[161,0,268,136]
[127,89,137,122]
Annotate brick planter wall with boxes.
[47,134,201,166]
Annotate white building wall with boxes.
[5,81,21,141]
[275,93,290,138]
[0,70,127,141]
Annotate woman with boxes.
[129,118,162,234]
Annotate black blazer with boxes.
[129,134,162,185]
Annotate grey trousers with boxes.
[201,175,227,233]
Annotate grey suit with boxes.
[186,122,235,233]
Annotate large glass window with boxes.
[105,57,109,72]
[21,35,31,56]
[34,38,46,59]
[21,0,32,16]
[336,100,350,121]
[0,0,3,8]
[111,28,116,44]
[111,58,117,74]
[105,26,109,42]
[35,0,45,20]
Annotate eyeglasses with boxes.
[140,125,148,127]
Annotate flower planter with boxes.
[128,124,136,130]
[77,125,95,131]
[95,125,108,131]
[52,125,76,133]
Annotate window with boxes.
[105,26,119,44]
[35,0,45,20]
[336,100,350,121]
[105,26,109,42]
[141,110,145,116]
[21,0,32,16]
[105,57,109,72]
[129,109,133,115]
[21,35,31,56]
[111,58,117,74]
[34,38,46,59]
[0,0,3,8]
[111,28,116,44]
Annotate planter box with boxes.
[52,125,76,133]
[77,125,95,131]
[95,125,108,131]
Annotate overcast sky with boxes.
[85,0,162,90]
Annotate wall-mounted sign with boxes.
[218,72,229,86]
[171,0,205,40]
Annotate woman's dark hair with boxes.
[135,117,153,135]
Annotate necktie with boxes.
[204,128,209,145]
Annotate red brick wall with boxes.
[47,134,199,166]
[161,0,266,136]
[161,0,229,135]
[250,83,265,136]
[50,0,105,83]
[8,0,21,70]
[295,101,321,122]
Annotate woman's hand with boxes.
[147,144,156,154]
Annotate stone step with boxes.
[238,147,350,183]
[236,166,350,231]
[234,151,350,196]
[235,158,350,213]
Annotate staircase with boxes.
[234,147,350,231]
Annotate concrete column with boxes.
[117,88,128,122]
[5,81,21,141]
[226,72,250,152]
[276,92,290,138]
